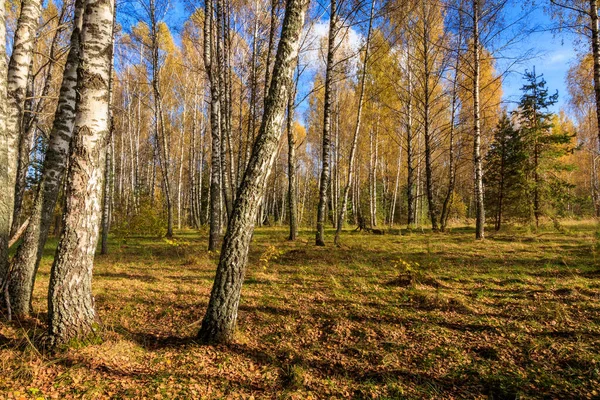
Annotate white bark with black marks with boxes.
[198,0,308,344]
[316,0,337,246]
[473,0,485,239]
[6,0,42,231]
[0,0,10,302]
[47,0,115,346]
[7,0,85,318]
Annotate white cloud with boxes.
[298,21,364,74]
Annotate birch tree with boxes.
[205,0,223,250]
[8,0,85,318]
[316,0,338,246]
[198,0,308,344]
[0,0,10,305]
[334,0,374,245]
[6,0,42,232]
[46,0,115,346]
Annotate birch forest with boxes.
[1,0,600,398]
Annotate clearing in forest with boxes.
[1,221,599,399]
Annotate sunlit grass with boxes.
[1,219,599,398]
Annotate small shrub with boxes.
[113,201,167,238]
[259,245,282,271]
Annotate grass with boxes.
[1,220,600,399]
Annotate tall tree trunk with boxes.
[423,101,438,231]
[421,15,438,231]
[206,0,223,250]
[406,56,415,228]
[591,0,600,152]
[415,115,423,226]
[264,0,279,103]
[331,98,339,228]
[0,0,10,304]
[101,135,113,255]
[7,1,84,318]
[190,88,200,228]
[177,100,187,230]
[244,0,260,174]
[101,26,116,255]
[198,103,206,226]
[198,0,307,344]
[149,0,173,238]
[316,0,337,246]
[473,0,485,239]
[371,121,379,227]
[47,0,114,346]
[496,141,506,231]
[12,11,68,238]
[6,0,42,234]
[390,142,402,228]
[287,64,299,240]
[11,61,35,237]
[334,0,374,244]
[440,30,461,232]
[216,0,232,218]
[224,0,236,203]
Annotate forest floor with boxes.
[1,220,599,399]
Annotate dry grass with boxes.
[1,220,599,399]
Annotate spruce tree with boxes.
[514,69,572,226]
[484,113,526,230]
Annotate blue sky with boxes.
[498,3,579,114]
[124,0,581,116]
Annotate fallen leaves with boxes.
[1,222,599,398]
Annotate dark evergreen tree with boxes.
[484,113,526,230]
[514,69,573,226]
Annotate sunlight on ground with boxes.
[1,220,599,398]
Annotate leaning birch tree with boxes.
[198,0,308,344]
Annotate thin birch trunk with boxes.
[316,0,337,246]
[0,0,10,301]
[473,0,485,239]
[6,0,42,233]
[206,0,223,250]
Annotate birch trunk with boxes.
[440,28,462,232]
[0,0,10,298]
[206,0,223,250]
[390,143,402,228]
[198,0,307,344]
[100,134,113,255]
[316,0,337,246]
[47,0,114,346]
[333,0,373,244]
[421,16,439,232]
[590,0,600,151]
[216,0,232,218]
[6,0,42,233]
[12,12,67,237]
[406,62,415,228]
[149,0,174,238]
[8,1,84,318]
[11,61,35,237]
[473,0,485,239]
[287,76,298,240]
